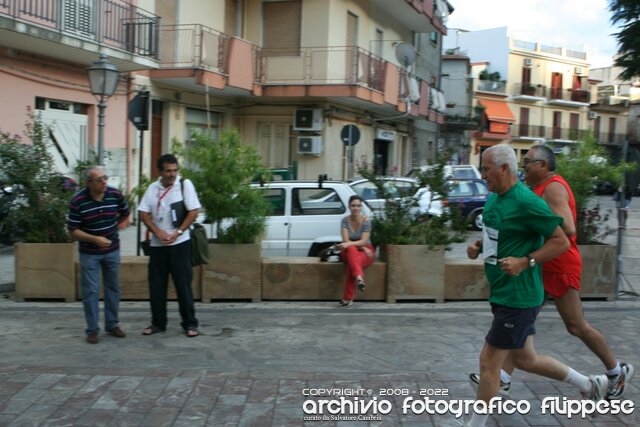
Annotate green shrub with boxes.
[0,111,75,243]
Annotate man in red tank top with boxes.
[469,145,633,401]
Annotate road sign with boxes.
[341,124,360,146]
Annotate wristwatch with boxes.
[176,229,183,235]
[527,255,536,268]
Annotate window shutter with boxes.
[263,0,301,56]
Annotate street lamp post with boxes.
[86,54,119,165]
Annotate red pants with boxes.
[341,244,375,301]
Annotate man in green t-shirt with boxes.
[462,145,608,427]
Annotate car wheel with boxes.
[471,211,483,231]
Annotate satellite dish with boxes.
[395,42,416,68]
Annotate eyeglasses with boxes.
[522,159,544,166]
[89,175,109,183]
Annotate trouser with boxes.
[148,240,198,330]
[80,250,121,335]
[341,244,375,301]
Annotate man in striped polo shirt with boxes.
[68,166,130,344]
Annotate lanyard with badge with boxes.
[155,185,173,221]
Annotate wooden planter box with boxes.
[385,245,445,303]
[261,257,386,301]
[74,256,202,301]
[202,243,262,302]
[579,244,617,300]
[15,242,77,302]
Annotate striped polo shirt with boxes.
[67,186,130,254]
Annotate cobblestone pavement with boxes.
[0,298,638,426]
[0,197,638,426]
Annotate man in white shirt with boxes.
[138,154,201,337]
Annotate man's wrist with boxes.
[176,229,183,235]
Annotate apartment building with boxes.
[0,0,451,188]
[446,27,628,166]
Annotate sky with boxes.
[444,0,621,68]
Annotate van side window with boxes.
[293,188,346,215]
[260,188,285,216]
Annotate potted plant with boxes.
[358,154,468,303]
[180,129,271,302]
[0,111,78,301]
[555,133,630,299]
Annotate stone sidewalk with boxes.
[0,299,638,426]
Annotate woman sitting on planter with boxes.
[337,195,375,307]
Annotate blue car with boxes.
[444,179,488,231]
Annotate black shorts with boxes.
[485,303,542,349]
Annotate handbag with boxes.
[319,245,341,262]
[190,222,210,266]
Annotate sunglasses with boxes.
[89,175,109,183]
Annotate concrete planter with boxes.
[15,242,77,302]
[385,245,445,303]
[202,243,262,302]
[579,244,617,300]
[444,260,489,300]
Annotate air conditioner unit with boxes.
[293,109,323,131]
[588,111,598,120]
[297,136,322,156]
[575,67,584,75]
[523,58,532,66]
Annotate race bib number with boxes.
[483,226,499,265]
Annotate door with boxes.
[288,187,347,256]
[36,98,88,179]
[550,72,563,99]
[519,107,529,136]
[374,139,389,175]
[569,113,580,139]
[346,11,358,83]
[257,123,290,168]
[257,186,290,257]
[552,111,562,139]
[150,100,163,179]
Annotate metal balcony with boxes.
[0,0,160,70]
[547,87,591,107]
[512,83,547,102]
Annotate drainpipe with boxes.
[126,72,133,193]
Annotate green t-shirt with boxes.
[482,181,563,308]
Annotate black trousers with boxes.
[148,240,198,330]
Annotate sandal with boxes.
[186,328,199,338]
[142,325,165,335]
[356,278,366,292]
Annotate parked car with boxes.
[247,180,371,257]
[348,176,443,218]
[443,179,488,231]
[407,164,482,180]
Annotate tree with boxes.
[180,129,272,243]
[609,0,640,80]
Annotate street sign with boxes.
[128,91,150,131]
[341,124,360,146]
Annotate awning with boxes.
[478,99,515,124]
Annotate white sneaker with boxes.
[583,374,608,402]
[607,362,634,400]
[469,372,510,396]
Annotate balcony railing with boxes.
[548,87,591,103]
[512,83,547,97]
[0,0,160,58]
[476,80,506,93]
[513,125,590,141]
[260,46,385,92]
[596,132,626,145]
[158,24,231,74]
[513,124,546,139]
